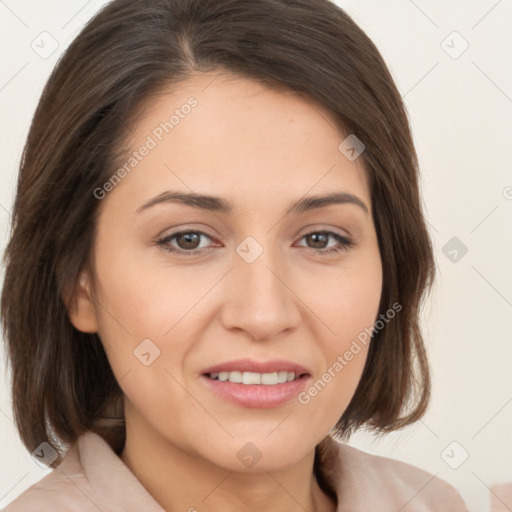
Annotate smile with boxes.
[206,371,301,385]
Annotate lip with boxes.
[200,358,312,409]
[201,358,310,376]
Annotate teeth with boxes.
[228,371,242,383]
[262,372,278,384]
[242,372,261,384]
[208,371,298,385]
[278,370,288,383]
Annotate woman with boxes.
[1,0,468,510]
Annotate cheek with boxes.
[90,239,208,410]
[308,248,383,349]
[300,250,382,411]
[296,277,379,431]
[91,239,185,340]
[298,343,370,430]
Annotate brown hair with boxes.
[1,0,434,469]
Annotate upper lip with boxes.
[201,358,311,376]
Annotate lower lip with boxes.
[200,374,311,408]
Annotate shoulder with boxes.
[323,439,468,511]
[4,443,98,512]
[4,430,164,512]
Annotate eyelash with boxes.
[155,230,354,257]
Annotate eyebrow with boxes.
[135,190,370,216]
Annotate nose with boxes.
[219,242,302,342]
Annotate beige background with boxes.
[1,1,511,511]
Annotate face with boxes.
[70,71,382,472]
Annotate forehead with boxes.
[104,71,371,216]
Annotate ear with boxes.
[62,268,99,333]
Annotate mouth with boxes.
[200,359,311,408]
[205,370,307,385]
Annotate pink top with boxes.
[5,430,468,511]
[491,483,512,512]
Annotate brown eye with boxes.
[175,232,201,250]
[157,230,214,255]
[305,232,329,249]
[296,231,354,255]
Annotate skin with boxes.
[67,71,383,512]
